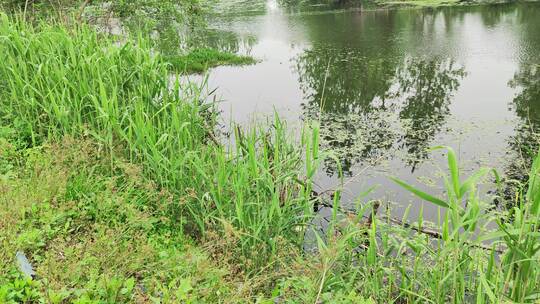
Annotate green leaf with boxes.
[459,167,489,198]
[527,150,540,215]
[480,274,497,303]
[431,146,461,198]
[390,177,450,208]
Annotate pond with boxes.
[189,1,540,221]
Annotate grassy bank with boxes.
[0,0,256,75]
[0,14,539,303]
[0,14,318,272]
[0,137,248,302]
[280,0,526,9]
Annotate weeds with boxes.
[0,13,317,273]
[0,138,243,303]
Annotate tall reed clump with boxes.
[303,148,539,303]
[386,147,540,302]
[0,14,319,272]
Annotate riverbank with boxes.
[0,14,539,303]
[0,137,253,302]
[374,0,537,9]
[279,0,540,13]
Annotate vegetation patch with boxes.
[0,12,317,275]
[164,48,257,73]
[376,0,460,7]
[0,138,241,303]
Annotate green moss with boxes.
[164,48,257,74]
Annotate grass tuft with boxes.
[164,48,257,73]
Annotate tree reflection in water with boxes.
[395,58,465,170]
[296,51,466,176]
[504,64,540,201]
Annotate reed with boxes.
[0,13,318,272]
[388,147,540,302]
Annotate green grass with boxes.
[164,48,257,74]
[390,147,540,302]
[0,13,317,274]
[0,135,375,303]
[0,138,243,303]
[0,13,539,303]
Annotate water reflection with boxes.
[197,2,540,215]
[502,5,540,197]
[152,20,259,58]
[296,49,397,115]
[289,7,476,176]
[297,53,466,176]
[395,58,466,170]
[504,64,540,197]
[153,1,261,58]
[218,0,267,14]
[187,28,258,53]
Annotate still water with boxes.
[191,2,540,220]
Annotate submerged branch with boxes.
[312,194,505,254]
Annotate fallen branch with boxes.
[311,195,506,254]
[381,215,506,254]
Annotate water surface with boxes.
[192,2,540,220]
